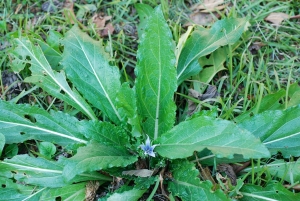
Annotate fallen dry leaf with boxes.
[92,14,114,37]
[92,14,112,30]
[265,12,289,26]
[188,86,218,115]
[63,0,75,24]
[101,22,115,37]
[85,181,100,201]
[185,12,220,26]
[248,41,265,55]
[191,0,224,11]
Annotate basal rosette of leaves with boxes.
[1,3,299,201]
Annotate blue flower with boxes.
[140,135,159,157]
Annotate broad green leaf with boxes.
[156,116,270,159]
[78,121,128,146]
[198,47,227,84]
[4,144,18,158]
[135,3,154,39]
[106,188,146,201]
[63,142,137,181]
[238,105,300,157]
[0,155,111,188]
[40,183,86,201]
[38,142,56,158]
[62,25,122,124]
[168,160,229,201]
[177,18,249,84]
[135,6,177,140]
[0,101,87,146]
[241,182,300,201]
[116,83,141,136]
[0,133,4,155]
[0,177,35,201]
[10,37,96,120]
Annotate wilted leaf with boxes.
[265,12,289,26]
[122,169,154,177]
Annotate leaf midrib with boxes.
[17,39,96,120]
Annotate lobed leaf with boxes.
[62,25,122,124]
[62,142,137,181]
[177,18,249,84]
[135,6,177,140]
[238,105,300,157]
[168,160,229,201]
[0,101,87,146]
[10,37,96,120]
[78,120,128,146]
[0,155,111,188]
[116,83,142,136]
[155,116,270,159]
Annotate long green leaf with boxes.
[135,3,154,39]
[238,105,300,157]
[62,25,122,124]
[0,177,36,201]
[106,188,146,201]
[242,159,300,183]
[169,160,229,201]
[241,183,300,201]
[0,101,87,146]
[156,116,270,159]
[0,155,111,188]
[39,183,86,201]
[63,142,137,181]
[10,37,96,120]
[177,18,249,84]
[135,6,177,140]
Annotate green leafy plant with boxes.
[1,4,300,201]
